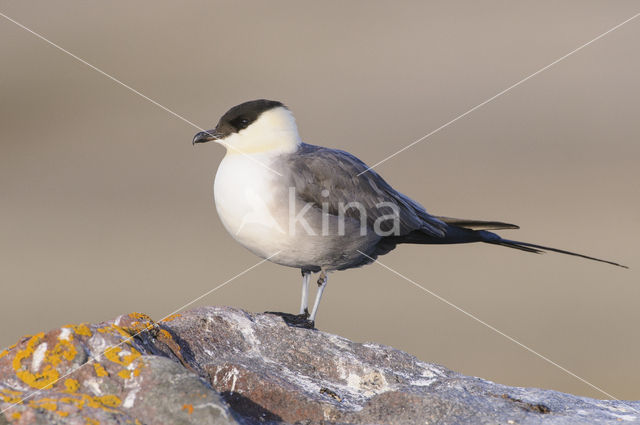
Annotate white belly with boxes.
[213,154,378,270]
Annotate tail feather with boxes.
[393,223,628,269]
[492,238,628,269]
[494,241,543,254]
[436,216,519,231]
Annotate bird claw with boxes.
[264,311,315,329]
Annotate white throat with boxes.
[220,106,302,156]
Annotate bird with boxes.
[193,99,627,326]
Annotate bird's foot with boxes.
[264,311,315,329]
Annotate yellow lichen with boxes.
[157,328,177,346]
[122,313,156,337]
[128,312,152,321]
[64,378,80,393]
[100,346,142,379]
[96,394,121,408]
[57,410,70,417]
[93,363,109,377]
[28,399,57,411]
[68,393,122,411]
[160,313,181,323]
[0,388,24,404]
[82,395,102,409]
[13,333,59,389]
[13,332,79,390]
[97,324,126,338]
[23,393,123,416]
[111,325,133,339]
[68,323,92,337]
[158,328,171,338]
[104,346,141,367]
[85,418,100,425]
[47,338,78,366]
[12,411,22,419]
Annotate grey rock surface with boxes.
[1,306,638,424]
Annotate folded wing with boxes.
[281,143,447,238]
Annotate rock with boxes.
[1,306,638,424]
[0,312,235,425]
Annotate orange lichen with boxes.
[117,369,131,379]
[157,329,176,345]
[96,323,132,339]
[158,328,172,338]
[96,394,121,408]
[67,323,93,337]
[28,399,57,411]
[104,346,141,367]
[0,388,24,404]
[160,313,181,323]
[0,343,17,360]
[128,312,152,321]
[157,328,191,371]
[93,363,109,377]
[122,313,156,335]
[47,339,78,366]
[63,393,122,411]
[12,333,59,389]
[11,412,22,420]
[125,323,154,336]
[117,359,145,379]
[182,403,194,414]
[12,332,80,389]
[112,324,135,339]
[85,418,100,425]
[64,378,80,393]
[17,393,123,419]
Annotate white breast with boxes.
[214,154,291,260]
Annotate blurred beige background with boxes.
[1,1,638,400]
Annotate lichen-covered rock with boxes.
[1,306,639,424]
[0,312,236,425]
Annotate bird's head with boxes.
[193,99,301,155]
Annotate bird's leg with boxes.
[299,270,311,317]
[308,271,328,322]
[267,270,314,329]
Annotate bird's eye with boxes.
[239,118,249,127]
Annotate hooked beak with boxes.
[192,129,220,146]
